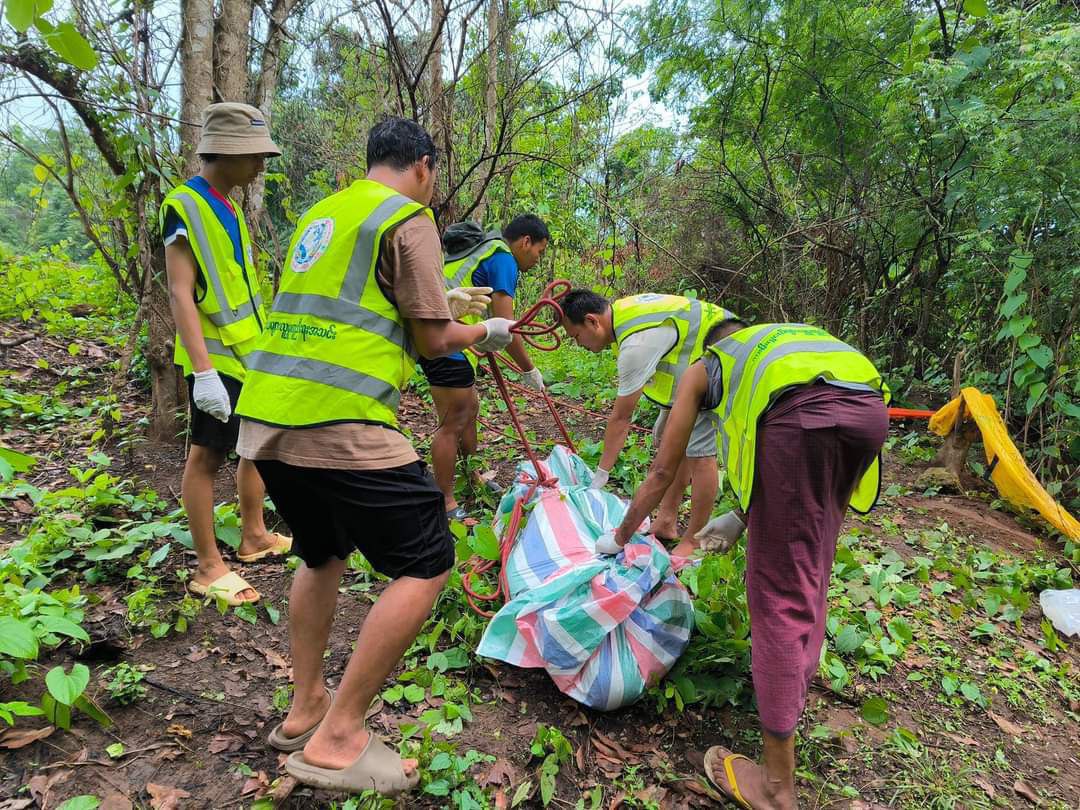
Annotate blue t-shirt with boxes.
[162,176,246,268]
[449,249,519,361]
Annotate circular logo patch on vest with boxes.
[290,217,334,273]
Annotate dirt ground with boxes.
[1,327,1078,809]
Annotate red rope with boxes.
[460,282,937,615]
[462,280,574,617]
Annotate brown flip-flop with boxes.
[267,689,384,752]
[703,745,754,809]
[286,733,419,795]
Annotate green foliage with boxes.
[3,0,98,68]
[530,724,573,807]
[102,662,148,705]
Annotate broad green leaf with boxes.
[34,615,90,643]
[403,684,426,704]
[963,0,988,17]
[1003,267,1026,295]
[834,624,867,653]
[1000,293,1027,318]
[1026,345,1053,370]
[0,700,45,721]
[106,742,125,758]
[472,525,501,561]
[860,696,889,726]
[1025,382,1047,414]
[428,752,452,771]
[4,0,36,32]
[39,21,99,70]
[0,617,39,660]
[74,695,112,727]
[40,693,71,729]
[57,796,100,810]
[146,542,171,568]
[424,779,450,797]
[0,446,36,472]
[46,662,90,706]
[0,457,12,483]
[512,780,533,807]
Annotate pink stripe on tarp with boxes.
[624,625,668,683]
[588,577,638,625]
[540,490,592,563]
[511,614,550,668]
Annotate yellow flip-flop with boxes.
[236,531,292,563]
[703,746,754,809]
[188,570,260,606]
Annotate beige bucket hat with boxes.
[196,102,282,157]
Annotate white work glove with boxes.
[447,286,493,320]
[594,528,624,556]
[192,369,232,423]
[589,467,610,490]
[521,367,545,391]
[694,510,745,554]
[474,317,515,353]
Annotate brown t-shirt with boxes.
[237,213,449,469]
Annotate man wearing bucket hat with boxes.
[161,102,290,606]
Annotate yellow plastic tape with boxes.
[929,387,1080,541]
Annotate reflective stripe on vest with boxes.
[444,233,509,290]
[162,185,265,380]
[235,180,427,428]
[708,324,890,513]
[612,294,737,407]
[168,191,263,327]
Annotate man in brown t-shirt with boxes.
[235,119,513,795]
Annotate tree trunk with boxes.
[474,0,500,223]
[245,0,298,241]
[145,252,187,443]
[429,0,449,221]
[214,0,254,102]
[180,0,214,176]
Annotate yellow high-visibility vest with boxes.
[442,233,512,370]
[707,323,890,513]
[235,179,431,429]
[612,293,737,407]
[160,185,265,380]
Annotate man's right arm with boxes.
[408,318,488,359]
[597,388,643,474]
[165,239,212,373]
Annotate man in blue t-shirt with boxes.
[162,102,291,607]
[420,214,550,518]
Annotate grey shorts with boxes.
[653,408,718,458]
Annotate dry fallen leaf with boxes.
[1013,779,1039,805]
[269,775,299,804]
[166,722,192,740]
[147,783,192,810]
[100,792,134,810]
[241,771,270,795]
[973,776,996,799]
[0,725,55,749]
[208,733,241,754]
[480,758,518,787]
[28,770,69,807]
[988,711,1024,737]
[0,797,36,810]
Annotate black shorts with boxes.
[419,355,475,388]
[253,459,455,579]
[186,373,243,452]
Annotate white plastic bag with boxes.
[1039,589,1080,638]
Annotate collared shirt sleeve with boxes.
[615,325,678,397]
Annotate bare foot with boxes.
[281,687,330,739]
[670,537,699,558]
[193,560,258,602]
[652,517,679,541]
[237,529,278,559]
[303,727,418,776]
